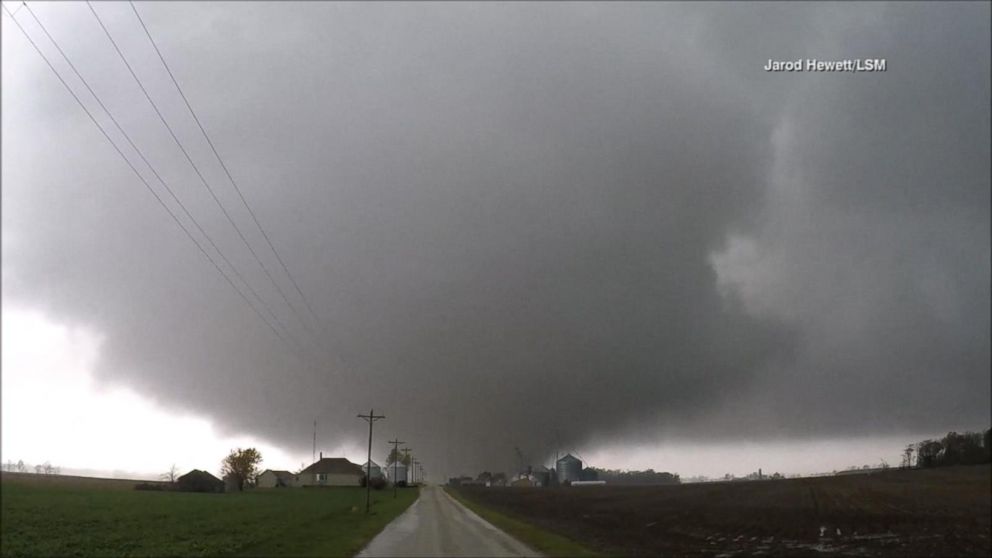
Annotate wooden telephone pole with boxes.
[401,448,412,485]
[357,408,385,514]
[388,438,404,499]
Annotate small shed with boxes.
[223,474,241,492]
[257,469,296,488]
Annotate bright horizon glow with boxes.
[0,305,966,482]
[0,306,366,479]
[584,437,928,480]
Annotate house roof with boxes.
[361,461,381,469]
[300,457,363,476]
[178,469,222,483]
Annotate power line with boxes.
[129,0,327,340]
[85,1,316,356]
[1,2,292,349]
[19,1,299,352]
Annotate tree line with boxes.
[587,468,680,485]
[2,460,60,475]
[906,429,991,469]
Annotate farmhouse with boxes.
[298,457,364,486]
[256,469,296,488]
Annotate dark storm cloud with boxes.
[3,2,988,476]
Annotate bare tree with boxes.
[16,460,27,473]
[161,464,179,483]
[902,444,915,468]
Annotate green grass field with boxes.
[1,473,419,557]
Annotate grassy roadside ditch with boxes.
[444,486,601,557]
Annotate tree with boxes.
[221,448,262,492]
[902,444,915,468]
[33,462,57,475]
[16,460,27,473]
[916,440,942,468]
[942,431,985,465]
[161,464,179,483]
[386,447,401,465]
[386,447,412,467]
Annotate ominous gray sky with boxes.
[3,1,989,479]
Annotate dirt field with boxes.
[0,472,166,491]
[453,465,991,557]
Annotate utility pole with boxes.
[357,408,385,514]
[312,419,317,464]
[401,448,412,485]
[388,438,404,499]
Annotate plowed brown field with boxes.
[453,465,990,557]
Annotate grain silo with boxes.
[556,454,582,484]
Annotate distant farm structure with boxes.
[176,470,223,493]
[256,469,296,488]
[556,454,583,484]
[298,458,364,487]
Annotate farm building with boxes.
[297,457,363,486]
[176,469,224,493]
[556,454,583,484]
[256,469,296,488]
[532,465,552,487]
[386,463,408,484]
[361,460,384,479]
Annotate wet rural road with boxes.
[357,485,541,557]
